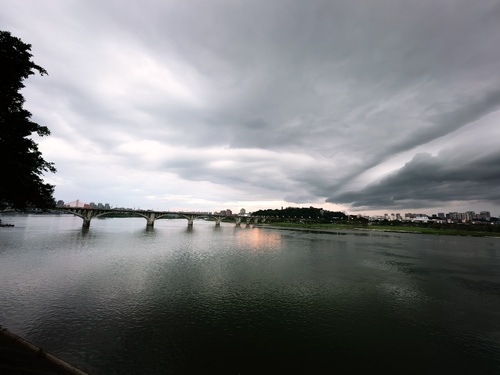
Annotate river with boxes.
[1,214,499,374]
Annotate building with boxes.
[65,200,86,208]
[480,211,491,221]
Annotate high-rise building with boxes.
[465,211,475,222]
[480,211,491,220]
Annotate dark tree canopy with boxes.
[252,206,347,221]
[0,30,56,209]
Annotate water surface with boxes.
[1,214,499,373]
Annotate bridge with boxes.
[55,207,262,229]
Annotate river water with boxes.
[1,214,499,374]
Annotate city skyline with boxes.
[58,199,498,220]
[2,1,500,216]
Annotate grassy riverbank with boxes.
[258,222,500,237]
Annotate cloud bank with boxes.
[2,0,500,214]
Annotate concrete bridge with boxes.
[55,207,262,229]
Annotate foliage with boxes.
[263,221,500,237]
[252,206,347,222]
[0,31,56,209]
[255,208,500,237]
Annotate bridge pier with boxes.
[146,212,156,228]
[215,217,223,226]
[80,209,96,229]
[187,215,196,226]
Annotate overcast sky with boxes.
[2,0,500,215]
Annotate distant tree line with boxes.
[252,206,347,223]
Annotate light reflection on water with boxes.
[1,214,500,374]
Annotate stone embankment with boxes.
[0,327,87,374]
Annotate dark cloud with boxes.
[328,150,500,209]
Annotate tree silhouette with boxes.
[0,31,56,209]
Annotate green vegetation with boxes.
[253,206,347,222]
[253,207,500,237]
[0,31,56,209]
[259,221,500,237]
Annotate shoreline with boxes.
[256,224,500,238]
[0,326,88,374]
[257,224,420,235]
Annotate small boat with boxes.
[0,219,14,227]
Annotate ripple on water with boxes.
[1,216,500,374]
[448,276,500,296]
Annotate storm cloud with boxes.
[330,150,500,210]
[2,0,499,214]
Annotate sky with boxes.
[2,0,500,216]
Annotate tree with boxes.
[0,31,56,209]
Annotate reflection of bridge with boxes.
[56,207,262,229]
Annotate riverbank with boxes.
[0,327,87,374]
[257,222,500,237]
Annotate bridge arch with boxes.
[92,211,150,220]
[53,207,250,230]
